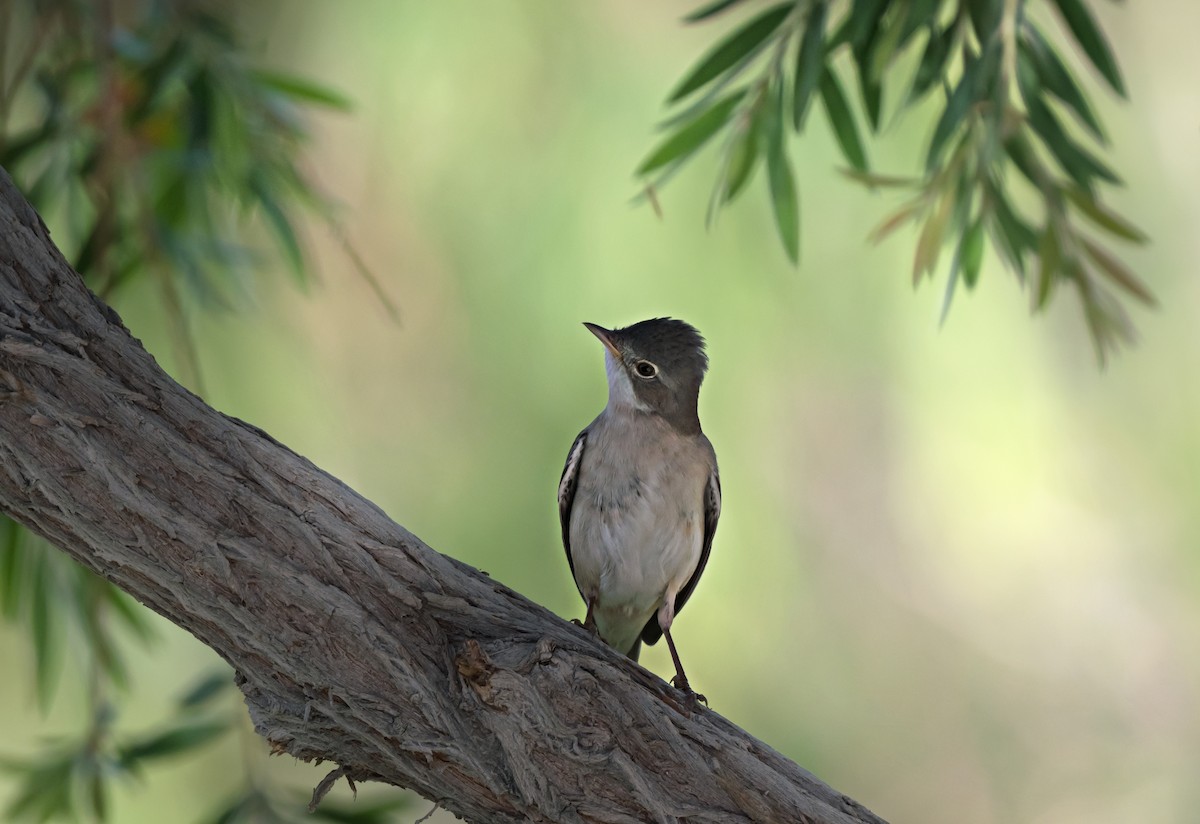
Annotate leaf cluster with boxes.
[0,0,349,353]
[639,0,1150,363]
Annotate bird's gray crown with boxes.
[586,317,709,434]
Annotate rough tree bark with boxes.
[0,166,887,824]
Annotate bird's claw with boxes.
[670,676,707,712]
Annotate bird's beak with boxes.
[583,322,621,359]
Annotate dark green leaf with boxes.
[846,0,886,51]
[310,799,414,824]
[765,87,799,263]
[1024,95,1119,193]
[30,551,60,711]
[908,26,953,104]
[178,670,233,708]
[926,52,982,171]
[668,4,792,102]
[254,71,354,111]
[1081,237,1155,305]
[1023,25,1104,141]
[119,722,229,764]
[966,0,1003,47]
[249,174,306,279]
[0,517,23,618]
[684,0,750,23]
[819,68,868,171]
[840,168,920,188]
[792,1,828,130]
[722,110,762,203]
[961,217,985,288]
[638,91,746,175]
[1048,0,1126,97]
[989,184,1037,277]
[857,68,883,133]
[1035,225,1061,310]
[1064,187,1148,243]
[1002,131,1045,189]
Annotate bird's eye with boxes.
[634,360,658,379]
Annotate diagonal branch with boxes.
[0,165,887,824]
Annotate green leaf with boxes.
[868,200,921,244]
[1081,237,1155,306]
[0,517,23,618]
[638,91,745,175]
[178,670,233,708]
[1023,25,1104,141]
[1048,0,1126,97]
[792,1,828,130]
[961,217,985,288]
[254,71,353,111]
[1023,95,1120,193]
[249,173,306,280]
[1035,225,1061,310]
[1064,187,1147,244]
[908,26,953,104]
[989,185,1037,277]
[722,108,762,203]
[913,185,954,283]
[684,0,750,23]
[926,52,982,171]
[840,168,920,188]
[119,722,230,765]
[845,0,886,51]
[819,68,868,172]
[668,4,792,102]
[765,88,799,263]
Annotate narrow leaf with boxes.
[765,92,799,263]
[668,4,792,102]
[1023,25,1104,141]
[1035,225,1061,310]
[792,1,828,130]
[1064,188,1148,244]
[254,71,353,111]
[638,91,745,175]
[1081,237,1156,305]
[913,185,954,284]
[926,53,982,171]
[178,671,232,709]
[868,201,921,244]
[684,0,749,23]
[722,112,761,203]
[961,217,985,288]
[1024,95,1120,193]
[840,168,920,188]
[907,26,953,104]
[989,185,1036,277]
[120,722,229,764]
[1048,0,1126,97]
[819,68,868,171]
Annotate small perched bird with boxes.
[558,318,720,700]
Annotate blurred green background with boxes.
[3,1,1199,822]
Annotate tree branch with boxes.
[0,165,886,824]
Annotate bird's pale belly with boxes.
[569,465,703,654]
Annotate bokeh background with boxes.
[3,2,1199,823]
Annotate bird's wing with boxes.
[641,460,721,646]
[558,429,588,596]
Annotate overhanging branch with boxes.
[0,166,887,824]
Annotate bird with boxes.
[557,318,720,702]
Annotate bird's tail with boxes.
[626,638,642,662]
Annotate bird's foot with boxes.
[570,616,599,636]
[670,676,707,713]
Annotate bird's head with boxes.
[584,318,708,433]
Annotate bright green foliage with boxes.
[638,0,1149,364]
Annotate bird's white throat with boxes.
[604,350,648,412]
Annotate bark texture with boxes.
[0,167,887,824]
